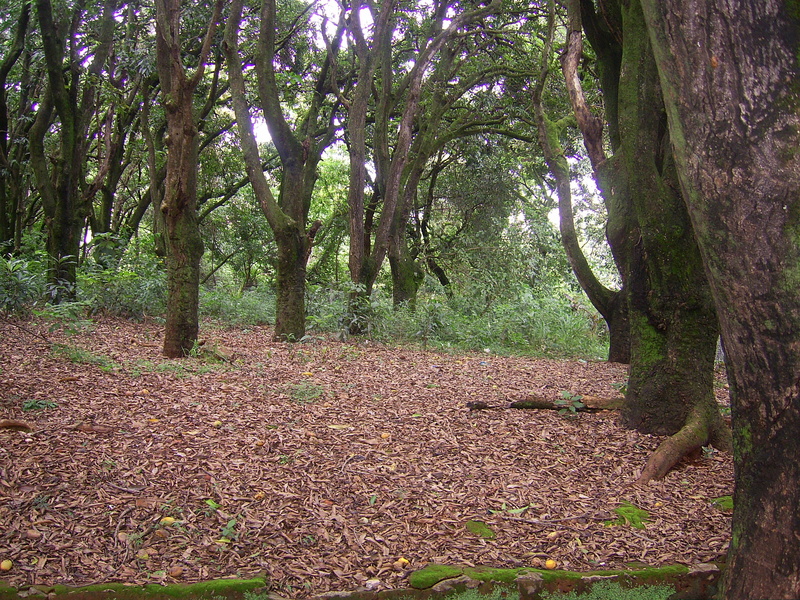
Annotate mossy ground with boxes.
[0,577,267,600]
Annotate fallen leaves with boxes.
[0,317,734,598]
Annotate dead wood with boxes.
[0,418,34,431]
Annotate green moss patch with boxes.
[465,520,496,539]
[605,502,650,529]
[0,577,267,600]
[408,564,466,589]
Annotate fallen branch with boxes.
[467,394,623,412]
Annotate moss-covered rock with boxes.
[0,577,268,600]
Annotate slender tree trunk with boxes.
[274,226,308,340]
[154,0,222,357]
[534,0,632,363]
[640,1,800,596]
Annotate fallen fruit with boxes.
[160,516,176,525]
[0,559,12,571]
[168,565,184,578]
[380,432,391,439]
[211,420,223,428]
[545,559,557,570]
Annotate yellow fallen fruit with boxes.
[545,559,557,570]
[380,432,391,439]
[160,516,176,525]
[395,557,409,567]
[0,559,12,571]
[211,420,223,428]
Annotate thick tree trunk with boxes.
[640,1,800,597]
[616,0,730,483]
[273,226,307,341]
[162,201,203,357]
[389,239,423,309]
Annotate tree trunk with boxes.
[615,0,730,482]
[640,1,800,596]
[535,0,633,364]
[273,226,308,341]
[389,244,423,309]
[31,0,117,301]
[155,0,222,357]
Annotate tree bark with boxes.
[533,0,632,364]
[31,0,117,301]
[616,0,730,480]
[155,0,222,357]
[0,1,30,252]
[224,0,341,341]
[640,1,800,597]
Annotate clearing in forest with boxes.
[0,317,732,597]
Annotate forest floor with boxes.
[0,316,733,598]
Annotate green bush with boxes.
[78,254,166,319]
[200,284,276,326]
[0,254,46,314]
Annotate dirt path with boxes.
[0,317,733,597]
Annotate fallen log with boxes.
[467,395,624,412]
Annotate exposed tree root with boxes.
[636,404,732,485]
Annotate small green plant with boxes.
[22,399,58,411]
[204,498,221,516]
[539,580,673,600]
[605,501,650,529]
[555,391,586,415]
[287,381,325,403]
[611,380,628,395]
[52,343,118,371]
[220,517,238,541]
[465,519,496,539]
[711,495,734,512]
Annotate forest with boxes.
[0,1,798,599]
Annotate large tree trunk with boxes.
[640,1,800,597]
[616,0,730,482]
[273,225,308,341]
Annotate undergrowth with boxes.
[540,580,673,600]
[2,253,608,360]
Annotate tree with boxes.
[535,0,730,480]
[223,0,343,341]
[531,1,632,363]
[0,0,31,254]
[29,0,117,301]
[639,1,800,597]
[342,0,502,330]
[154,0,223,356]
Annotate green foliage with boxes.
[287,381,325,403]
[711,495,734,512]
[539,580,673,600]
[22,399,58,411]
[51,344,119,372]
[605,502,650,529]
[0,254,46,314]
[200,284,276,326]
[555,391,586,416]
[78,237,167,318]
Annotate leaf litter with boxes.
[0,317,733,597]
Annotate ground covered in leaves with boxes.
[0,317,733,597]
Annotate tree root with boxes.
[636,404,731,485]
